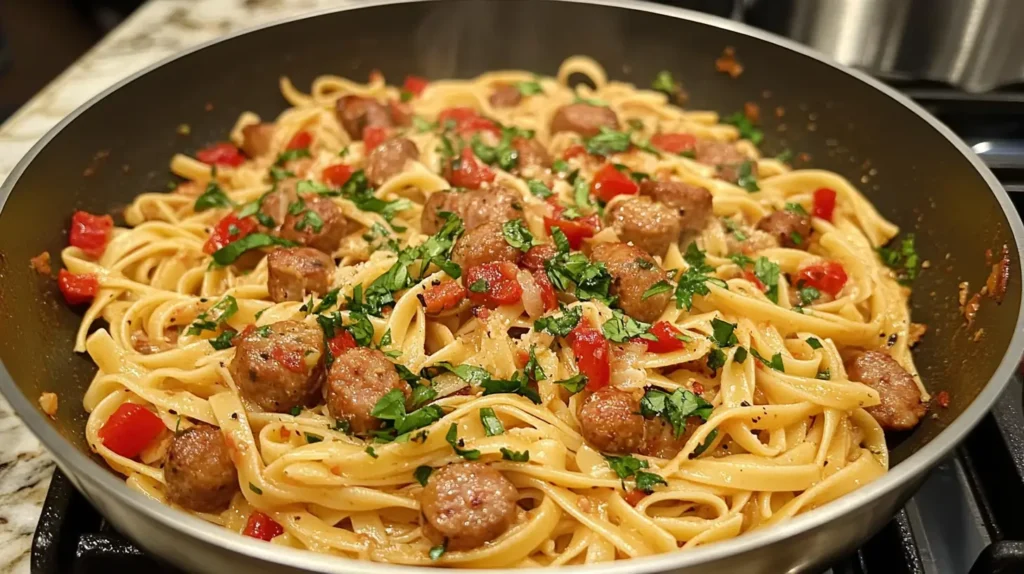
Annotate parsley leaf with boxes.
[734,346,748,363]
[651,70,679,96]
[723,111,764,145]
[295,209,324,233]
[806,337,823,350]
[799,286,821,306]
[753,257,781,304]
[534,305,582,337]
[429,541,447,561]
[208,330,236,350]
[604,454,665,492]
[722,218,748,241]
[479,407,505,436]
[414,465,433,486]
[469,279,488,293]
[545,251,613,303]
[602,310,656,343]
[274,148,311,166]
[502,219,536,252]
[481,372,541,404]
[211,233,297,266]
[736,160,759,192]
[751,348,785,372]
[642,280,673,300]
[635,471,668,493]
[710,318,738,347]
[784,202,808,216]
[186,295,238,335]
[515,80,543,95]
[585,126,632,156]
[639,387,714,438]
[524,347,546,381]
[432,362,492,385]
[692,428,718,457]
[526,179,552,199]
[501,448,530,462]
[878,234,919,285]
[370,388,445,437]
[553,374,587,394]
[194,181,233,212]
[674,244,727,310]
[445,423,480,460]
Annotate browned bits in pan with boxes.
[744,102,760,123]
[984,244,1010,303]
[715,47,743,78]
[29,252,51,276]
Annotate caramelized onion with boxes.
[518,270,544,318]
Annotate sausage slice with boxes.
[366,137,419,187]
[164,425,238,513]
[240,123,275,159]
[489,84,522,108]
[451,220,521,270]
[694,139,755,183]
[325,347,410,434]
[756,211,811,249]
[590,242,672,323]
[576,389,645,454]
[421,186,523,235]
[279,196,350,254]
[606,196,681,257]
[335,95,392,141]
[267,247,334,303]
[230,320,325,413]
[550,103,619,137]
[845,350,926,431]
[639,179,714,232]
[421,462,519,551]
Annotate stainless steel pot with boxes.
[1,1,1022,572]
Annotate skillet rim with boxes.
[1,0,1022,572]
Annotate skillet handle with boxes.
[968,139,1024,170]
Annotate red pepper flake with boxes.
[692,382,705,395]
[935,391,950,408]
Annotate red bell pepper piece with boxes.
[242,511,284,541]
[69,211,114,258]
[286,131,312,151]
[403,75,429,97]
[327,331,357,357]
[532,270,558,311]
[795,261,848,297]
[437,107,500,135]
[543,204,601,250]
[57,269,98,305]
[650,133,697,155]
[421,281,467,314]
[465,262,523,307]
[196,142,245,167]
[623,489,648,506]
[203,214,258,255]
[813,188,837,222]
[743,270,767,292]
[569,323,610,391]
[640,321,686,354]
[362,126,390,151]
[322,164,353,187]
[97,403,165,459]
[591,164,639,203]
[447,147,495,190]
[562,144,588,160]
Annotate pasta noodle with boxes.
[62,56,924,566]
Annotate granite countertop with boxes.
[0,1,354,571]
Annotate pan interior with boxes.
[0,0,1016,497]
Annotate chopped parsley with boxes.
[816,368,831,380]
[723,218,747,241]
[585,126,633,156]
[429,541,447,561]
[193,181,233,212]
[635,470,668,493]
[734,346,748,363]
[445,423,481,460]
[370,388,444,439]
[651,70,681,100]
[751,348,785,372]
[642,280,674,300]
[294,209,324,233]
[414,465,433,486]
[501,448,530,462]
[553,374,587,394]
[736,160,759,192]
[602,310,656,343]
[799,286,821,306]
[806,337,823,350]
[210,233,296,266]
[304,432,324,444]
[365,446,378,458]
[501,219,536,252]
[878,234,920,285]
[479,407,505,436]
[274,148,311,166]
[526,179,552,199]
[604,454,666,493]
[412,116,437,133]
[640,387,714,438]
[674,243,727,310]
[776,149,794,163]
[515,80,543,95]
[533,304,582,337]
[753,257,781,304]
[431,362,492,385]
[248,483,263,495]
[784,202,808,216]
[481,371,541,404]
[208,330,236,350]
[469,279,488,293]
[544,250,613,304]
[710,318,739,347]
[692,428,719,457]
[723,111,764,145]
[524,347,546,381]
[186,295,238,335]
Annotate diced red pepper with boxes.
[322,164,353,187]
[57,269,98,305]
[327,331,357,357]
[362,126,390,151]
[743,270,766,291]
[936,390,951,408]
[568,323,610,391]
[562,144,588,160]
[437,107,500,136]
[640,321,686,354]
[69,211,114,258]
[813,188,837,222]
[465,262,523,307]
[97,403,165,459]
[243,511,284,541]
[203,214,258,255]
[421,281,467,314]
[447,147,496,189]
[271,346,307,374]
[437,107,478,125]
[286,131,312,151]
[403,75,429,97]
[650,133,697,155]
[532,269,558,311]
[795,261,848,297]
[520,244,558,273]
[591,164,639,203]
[623,489,648,506]
[543,204,601,250]
[196,142,245,167]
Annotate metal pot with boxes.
[1,1,1021,572]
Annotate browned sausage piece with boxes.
[756,211,811,249]
[240,123,275,159]
[421,186,523,235]
[164,425,238,513]
[259,180,299,230]
[519,244,558,273]
[694,139,755,183]
[230,320,325,413]
[590,242,672,323]
[639,180,714,232]
[280,196,349,254]
[550,103,619,137]
[845,350,927,431]
[366,137,419,187]
[421,462,519,551]
[606,196,682,257]
[267,247,334,303]
[335,95,392,141]
[452,220,521,270]
[325,347,410,434]
[577,389,646,454]
[640,417,702,459]
[489,84,522,108]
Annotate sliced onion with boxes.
[431,372,468,399]
[518,270,544,318]
[610,342,648,390]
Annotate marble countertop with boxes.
[0,1,355,571]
